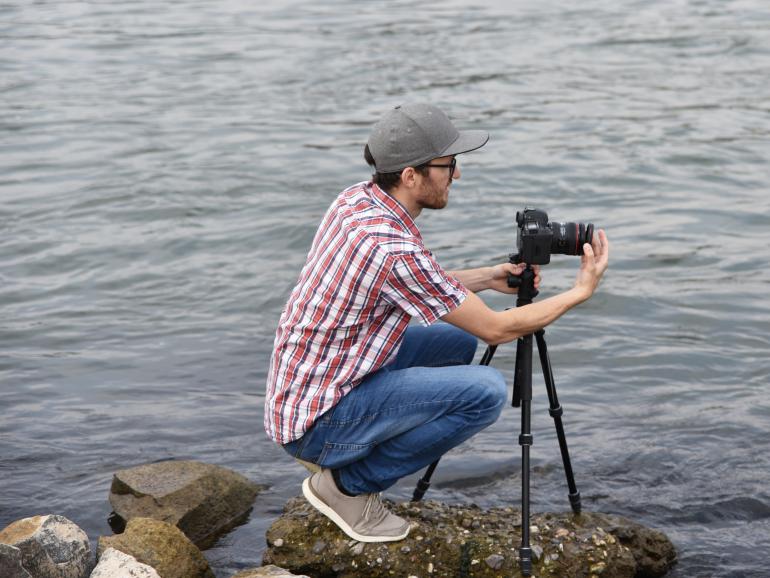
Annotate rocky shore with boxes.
[0,460,677,577]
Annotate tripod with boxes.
[411,262,582,578]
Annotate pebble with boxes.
[485,554,505,570]
[312,540,326,554]
[590,561,607,574]
[273,538,284,547]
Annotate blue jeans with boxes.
[283,323,507,494]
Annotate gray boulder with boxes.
[232,566,309,578]
[90,548,160,578]
[0,543,33,578]
[97,517,215,578]
[263,498,677,577]
[0,515,91,578]
[108,460,263,548]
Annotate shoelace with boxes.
[361,493,389,524]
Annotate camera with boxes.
[514,208,594,265]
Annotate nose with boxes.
[452,163,460,180]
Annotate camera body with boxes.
[515,208,594,265]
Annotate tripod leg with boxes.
[534,329,581,514]
[514,334,534,576]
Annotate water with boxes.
[2,1,769,576]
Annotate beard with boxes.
[417,176,451,210]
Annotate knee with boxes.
[472,367,507,419]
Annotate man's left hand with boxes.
[487,263,541,294]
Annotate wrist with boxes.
[570,285,592,304]
[486,266,497,289]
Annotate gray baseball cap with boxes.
[367,103,489,173]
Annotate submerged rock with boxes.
[0,514,91,578]
[108,460,263,548]
[90,548,160,578]
[263,498,677,577]
[97,517,215,578]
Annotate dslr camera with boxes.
[514,208,594,265]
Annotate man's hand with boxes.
[574,229,609,301]
[488,263,541,294]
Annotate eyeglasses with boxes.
[424,157,457,174]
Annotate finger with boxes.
[507,263,524,275]
[591,229,608,266]
[599,229,609,258]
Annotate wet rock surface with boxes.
[108,460,264,549]
[0,514,91,578]
[263,498,677,577]
[97,517,215,578]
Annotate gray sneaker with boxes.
[302,469,410,543]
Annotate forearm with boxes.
[442,287,589,346]
[491,287,588,344]
[448,267,494,292]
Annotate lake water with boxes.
[2,1,769,576]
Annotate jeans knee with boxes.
[474,367,507,421]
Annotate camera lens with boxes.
[549,222,594,256]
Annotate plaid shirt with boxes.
[265,181,468,444]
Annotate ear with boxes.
[400,167,419,188]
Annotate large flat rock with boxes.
[263,498,676,577]
[108,460,263,548]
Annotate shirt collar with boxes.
[368,182,421,238]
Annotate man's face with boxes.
[416,155,459,210]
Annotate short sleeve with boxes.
[381,250,468,325]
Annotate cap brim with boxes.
[440,130,489,157]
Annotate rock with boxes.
[0,514,91,578]
[0,543,33,578]
[90,548,160,578]
[108,460,263,549]
[263,498,677,577]
[232,566,310,578]
[580,512,678,577]
[97,517,214,578]
[484,554,504,570]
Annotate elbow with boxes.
[483,326,519,346]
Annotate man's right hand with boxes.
[574,229,609,301]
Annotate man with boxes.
[265,103,609,543]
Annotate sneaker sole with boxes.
[302,477,410,543]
